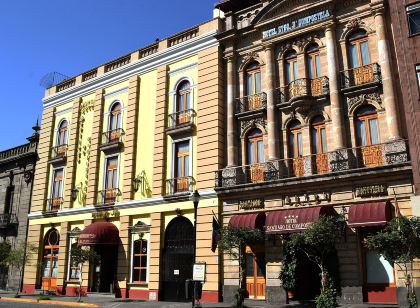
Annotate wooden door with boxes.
[245,246,266,299]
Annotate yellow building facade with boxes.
[23,19,224,302]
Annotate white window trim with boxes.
[66,236,81,282]
[55,118,69,147]
[171,137,193,180]
[49,167,65,210]
[129,231,151,284]
[171,77,195,114]
[101,154,121,204]
[105,100,125,132]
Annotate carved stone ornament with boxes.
[23,170,33,184]
[239,51,263,71]
[277,32,322,57]
[241,117,267,137]
[346,93,382,114]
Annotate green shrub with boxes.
[37,295,51,301]
[315,288,338,308]
[407,291,418,308]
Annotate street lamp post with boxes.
[191,190,201,307]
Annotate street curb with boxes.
[0,296,99,307]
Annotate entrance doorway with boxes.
[294,250,321,301]
[161,216,194,302]
[245,245,266,299]
[88,245,117,293]
[41,229,60,292]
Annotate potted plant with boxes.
[279,240,297,300]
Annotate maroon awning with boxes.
[265,206,336,234]
[78,222,119,246]
[229,213,265,230]
[348,202,391,228]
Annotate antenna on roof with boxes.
[39,72,69,89]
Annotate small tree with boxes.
[279,239,298,294]
[218,226,263,308]
[364,215,420,308]
[2,240,37,296]
[289,216,342,308]
[70,246,99,302]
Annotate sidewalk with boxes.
[0,291,398,308]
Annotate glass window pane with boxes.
[178,95,184,112]
[184,156,190,176]
[140,269,147,282]
[369,118,380,145]
[43,260,51,277]
[133,269,140,282]
[133,256,140,267]
[408,11,420,35]
[246,75,253,96]
[307,56,314,79]
[177,157,182,177]
[349,44,359,68]
[255,72,261,93]
[257,140,264,163]
[141,256,147,267]
[297,133,303,156]
[366,251,394,284]
[246,253,254,276]
[360,41,371,65]
[289,134,295,158]
[356,119,367,146]
[142,241,148,254]
[312,128,319,154]
[256,253,266,277]
[186,92,191,110]
[286,63,291,84]
[293,62,298,81]
[315,55,321,77]
[321,128,327,153]
[134,240,140,253]
[247,141,254,164]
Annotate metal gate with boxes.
[161,216,194,301]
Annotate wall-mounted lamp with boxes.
[71,187,79,201]
[133,174,144,192]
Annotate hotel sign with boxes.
[355,184,388,198]
[239,198,264,210]
[265,214,313,234]
[263,10,331,39]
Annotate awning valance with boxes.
[265,206,336,234]
[78,222,119,246]
[348,202,391,228]
[229,213,265,230]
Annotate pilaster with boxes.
[148,212,162,296]
[226,55,238,167]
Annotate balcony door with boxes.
[51,169,63,211]
[175,141,190,192]
[104,156,118,204]
[41,229,60,292]
[245,245,266,299]
[56,120,68,156]
[108,103,122,143]
[246,129,264,183]
[288,120,304,176]
[245,62,262,110]
[311,116,328,174]
[176,81,191,125]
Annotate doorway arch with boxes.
[161,216,194,301]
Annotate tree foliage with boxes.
[0,241,11,268]
[279,240,298,292]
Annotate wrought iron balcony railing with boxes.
[278,77,329,104]
[166,176,194,195]
[51,145,68,159]
[235,92,267,115]
[47,198,63,212]
[102,129,125,145]
[99,188,121,205]
[215,140,409,188]
[0,214,18,228]
[341,63,381,89]
[167,109,196,130]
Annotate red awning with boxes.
[229,213,265,230]
[78,222,119,246]
[348,202,391,228]
[265,206,336,234]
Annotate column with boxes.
[264,45,280,160]
[116,216,130,298]
[373,7,401,140]
[226,55,238,166]
[325,24,346,150]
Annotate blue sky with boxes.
[0,0,216,150]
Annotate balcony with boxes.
[98,188,121,206]
[100,129,124,154]
[341,63,381,94]
[277,77,329,110]
[0,214,18,229]
[46,198,63,213]
[48,145,67,166]
[215,140,409,190]
[165,109,196,136]
[164,176,194,200]
[235,92,267,119]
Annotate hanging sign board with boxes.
[263,10,331,39]
[193,263,206,282]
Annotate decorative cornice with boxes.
[103,87,129,99]
[42,30,219,109]
[168,63,198,77]
[28,189,217,220]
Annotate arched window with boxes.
[306,44,321,79]
[311,115,329,174]
[108,103,122,143]
[311,115,327,154]
[245,62,261,96]
[287,120,303,158]
[285,50,298,84]
[42,229,60,292]
[57,120,68,147]
[246,129,264,165]
[355,105,380,146]
[348,30,371,69]
[176,81,192,124]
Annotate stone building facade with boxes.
[0,126,39,290]
[23,19,225,302]
[214,0,417,306]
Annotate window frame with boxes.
[285,51,298,84]
[348,30,371,69]
[416,64,420,94]
[176,81,192,113]
[171,137,192,180]
[67,240,81,282]
[108,102,123,132]
[355,107,380,147]
[246,129,264,165]
[311,118,327,155]
[407,3,420,36]
[50,168,64,200]
[42,229,60,281]
[245,62,262,96]
[288,121,303,158]
[56,120,68,147]
[129,226,151,284]
[306,45,321,79]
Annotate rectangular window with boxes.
[104,156,119,204]
[416,64,420,93]
[360,41,371,66]
[132,239,148,283]
[349,44,359,68]
[175,141,190,178]
[4,186,14,215]
[68,242,81,281]
[407,3,420,36]
[50,169,63,211]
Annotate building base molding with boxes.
[339,286,363,304]
[21,284,36,294]
[266,286,287,305]
[223,285,239,303]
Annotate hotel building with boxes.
[23,18,224,302]
[214,0,418,305]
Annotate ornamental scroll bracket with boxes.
[240,117,267,138]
